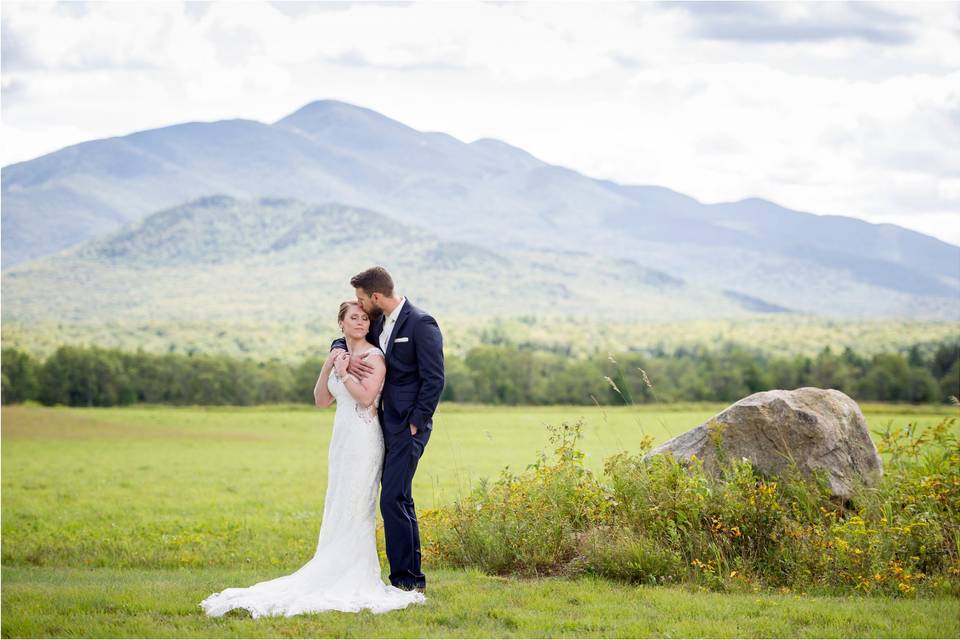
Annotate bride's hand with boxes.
[333,352,350,378]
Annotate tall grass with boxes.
[425,415,959,597]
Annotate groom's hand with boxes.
[409,423,418,435]
[346,352,375,379]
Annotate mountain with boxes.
[3,196,762,325]
[2,99,958,319]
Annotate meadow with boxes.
[2,401,959,637]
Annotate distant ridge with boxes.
[2,99,958,320]
[3,195,770,325]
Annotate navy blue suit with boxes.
[330,299,444,589]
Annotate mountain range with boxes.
[1,195,757,324]
[2,99,958,322]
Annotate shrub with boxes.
[426,420,605,576]
[426,415,960,597]
[579,526,686,586]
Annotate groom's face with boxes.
[355,287,383,320]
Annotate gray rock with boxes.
[644,387,883,499]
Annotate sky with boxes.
[2,1,959,246]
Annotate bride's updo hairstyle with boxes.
[338,301,364,323]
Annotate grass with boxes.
[4,567,958,638]
[2,401,958,637]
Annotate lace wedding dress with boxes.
[199,345,426,617]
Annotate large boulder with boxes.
[645,387,883,499]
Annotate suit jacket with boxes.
[330,299,444,435]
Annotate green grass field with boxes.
[3,402,959,637]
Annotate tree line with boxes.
[2,339,957,407]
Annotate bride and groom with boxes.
[199,266,444,617]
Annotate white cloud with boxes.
[2,0,958,245]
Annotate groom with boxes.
[330,266,444,593]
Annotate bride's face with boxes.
[340,305,370,339]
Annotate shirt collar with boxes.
[385,296,406,325]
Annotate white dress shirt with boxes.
[379,296,406,352]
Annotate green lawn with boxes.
[3,402,958,637]
[5,566,958,638]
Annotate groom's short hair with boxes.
[351,266,394,296]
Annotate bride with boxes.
[199,301,427,617]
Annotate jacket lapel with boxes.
[384,299,413,360]
[371,315,385,350]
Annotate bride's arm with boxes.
[340,352,385,408]
[314,352,337,408]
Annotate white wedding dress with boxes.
[199,345,426,617]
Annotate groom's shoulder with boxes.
[406,302,440,329]
[404,300,427,319]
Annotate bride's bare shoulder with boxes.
[364,343,385,358]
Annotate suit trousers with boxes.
[381,425,431,589]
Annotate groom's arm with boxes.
[329,337,374,379]
[330,324,379,378]
[409,315,444,429]
[329,325,379,353]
